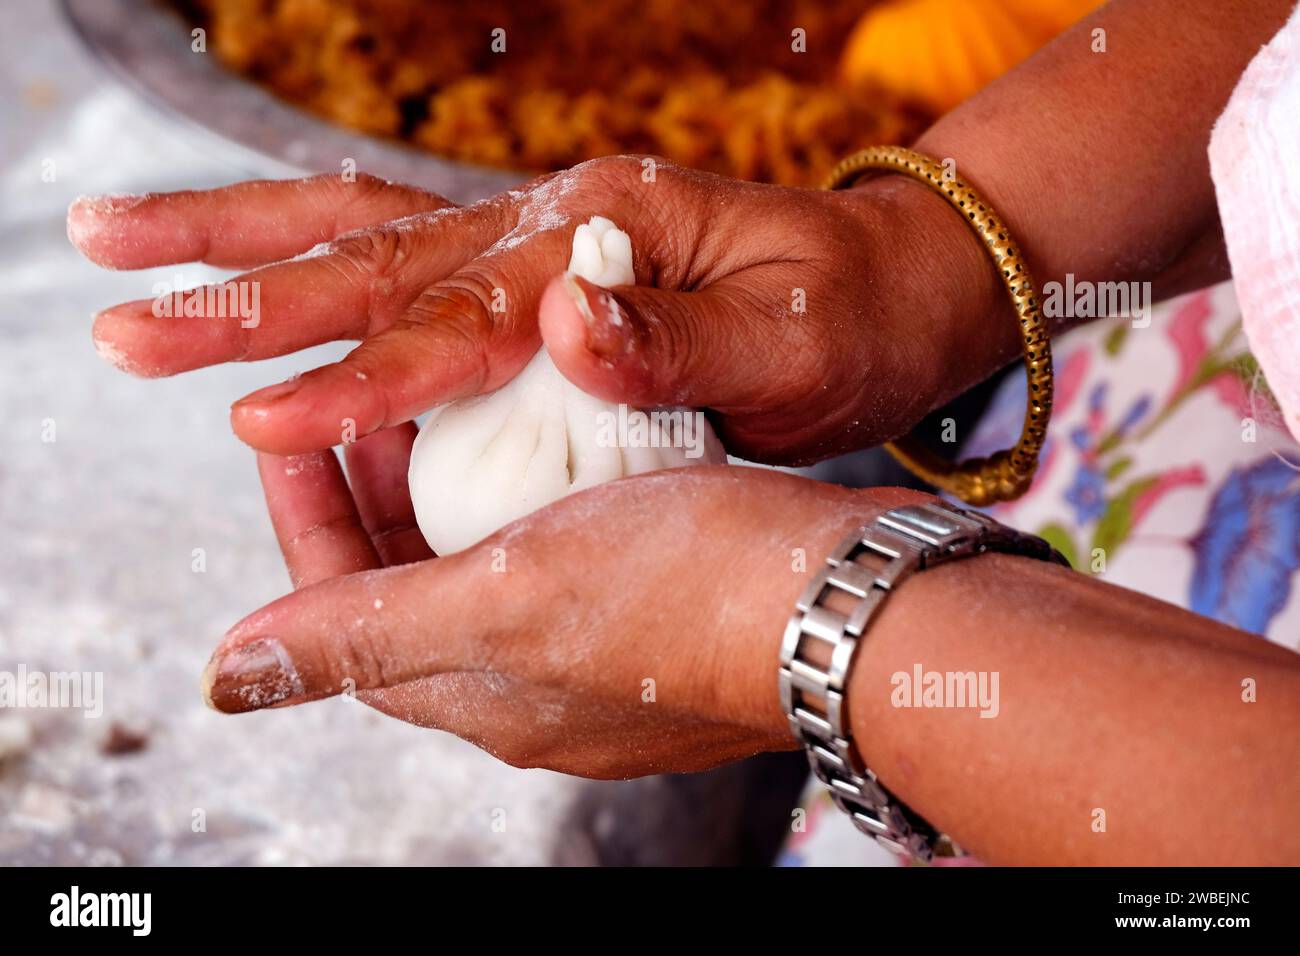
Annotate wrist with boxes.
[847,162,1025,426]
[779,498,1066,859]
[755,486,933,736]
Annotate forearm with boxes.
[924,0,1292,296]
[848,551,1300,865]
[853,0,1295,414]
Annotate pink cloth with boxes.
[1209,3,1300,444]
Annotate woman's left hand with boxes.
[210,434,919,778]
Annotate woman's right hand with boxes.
[68,156,1011,464]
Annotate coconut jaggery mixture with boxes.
[177,0,930,185]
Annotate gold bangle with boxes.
[822,145,1053,506]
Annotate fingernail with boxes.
[233,377,304,410]
[201,638,303,713]
[69,193,147,217]
[91,333,150,377]
[562,272,632,361]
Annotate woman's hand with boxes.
[208,439,920,778]
[69,159,1007,465]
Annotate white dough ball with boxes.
[408,217,725,554]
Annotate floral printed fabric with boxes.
[967,280,1300,641]
[779,280,1300,867]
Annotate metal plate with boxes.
[60,0,524,202]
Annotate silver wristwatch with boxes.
[779,500,1068,862]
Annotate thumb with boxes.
[200,556,501,713]
[539,271,799,412]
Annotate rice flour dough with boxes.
[407,217,725,554]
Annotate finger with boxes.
[256,450,380,589]
[539,270,803,412]
[342,422,434,566]
[255,442,441,720]
[229,235,570,455]
[91,203,511,378]
[68,173,453,270]
[201,556,493,713]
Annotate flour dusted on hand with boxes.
[407,217,725,554]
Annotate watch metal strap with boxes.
[779,500,1068,862]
